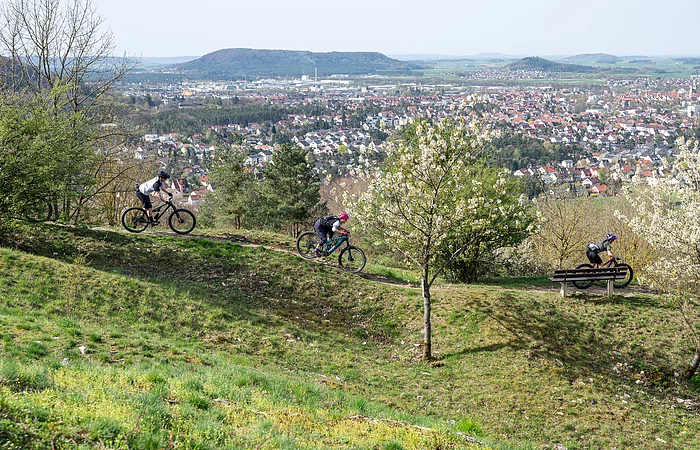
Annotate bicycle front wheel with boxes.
[22,198,53,222]
[296,231,319,259]
[122,207,149,233]
[338,246,366,273]
[572,263,594,289]
[613,263,633,288]
[169,209,196,234]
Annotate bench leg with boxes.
[607,280,614,297]
[560,282,568,297]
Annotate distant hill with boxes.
[507,56,597,73]
[172,48,424,78]
[388,54,466,61]
[138,56,199,69]
[674,57,700,65]
[0,56,37,87]
[562,53,622,64]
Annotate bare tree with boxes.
[534,193,596,270]
[0,0,134,112]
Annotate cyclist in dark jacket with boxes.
[313,211,349,256]
[586,233,617,266]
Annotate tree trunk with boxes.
[422,267,432,360]
[683,344,700,379]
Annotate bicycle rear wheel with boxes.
[572,263,594,289]
[296,231,319,259]
[122,207,149,233]
[613,263,633,288]
[169,209,196,234]
[338,246,366,273]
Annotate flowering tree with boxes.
[621,138,700,378]
[350,119,532,360]
[437,167,535,282]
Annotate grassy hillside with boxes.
[0,221,699,449]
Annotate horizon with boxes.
[136,49,700,61]
[96,0,700,59]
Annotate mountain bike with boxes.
[121,199,196,234]
[573,257,634,289]
[296,231,367,273]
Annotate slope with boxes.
[0,221,699,449]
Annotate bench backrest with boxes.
[550,266,628,282]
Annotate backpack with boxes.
[587,242,600,253]
[320,216,339,229]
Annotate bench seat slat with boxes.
[553,268,626,275]
[549,275,627,282]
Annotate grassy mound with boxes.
[0,221,698,448]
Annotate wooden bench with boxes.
[549,266,629,298]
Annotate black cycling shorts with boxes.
[136,191,152,209]
[586,249,603,265]
[314,218,333,245]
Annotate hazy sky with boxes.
[97,0,700,57]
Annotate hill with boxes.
[172,48,425,78]
[1,221,699,448]
[674,57,700,65]
[506,56,598,73]
[561,53,622,64]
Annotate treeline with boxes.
[484,133,580,170]
[201,144,323,236]
[133,105,294,135]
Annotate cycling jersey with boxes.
[138,177,163,195]
[596,240,612,254]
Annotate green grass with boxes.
[476,276,551,288]
[0,220,699,449]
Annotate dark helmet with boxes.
[606,233,618,242]
[158,170,170,179]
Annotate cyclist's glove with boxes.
[168,193,173,199]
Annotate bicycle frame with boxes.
[323,235,350,254]
[599,257,620,268]
[151,201,175,221]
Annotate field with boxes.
[0,220,699,449]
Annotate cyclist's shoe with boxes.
[313,248,322,258]
[149,219,160,227]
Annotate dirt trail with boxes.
[96,227,415,287]
[96,227,654,295]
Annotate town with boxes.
[122,72,700,206]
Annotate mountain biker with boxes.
[586,233,618,267]
[136,170,173,224]
[313,211,349,257]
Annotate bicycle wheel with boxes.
[22,198,53,222]
[296,231,319,259]
[121,207,149,233]
[338,246,366,273]
[613,263,633,288]
[169,209,196,234]
[572,263,594,289]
